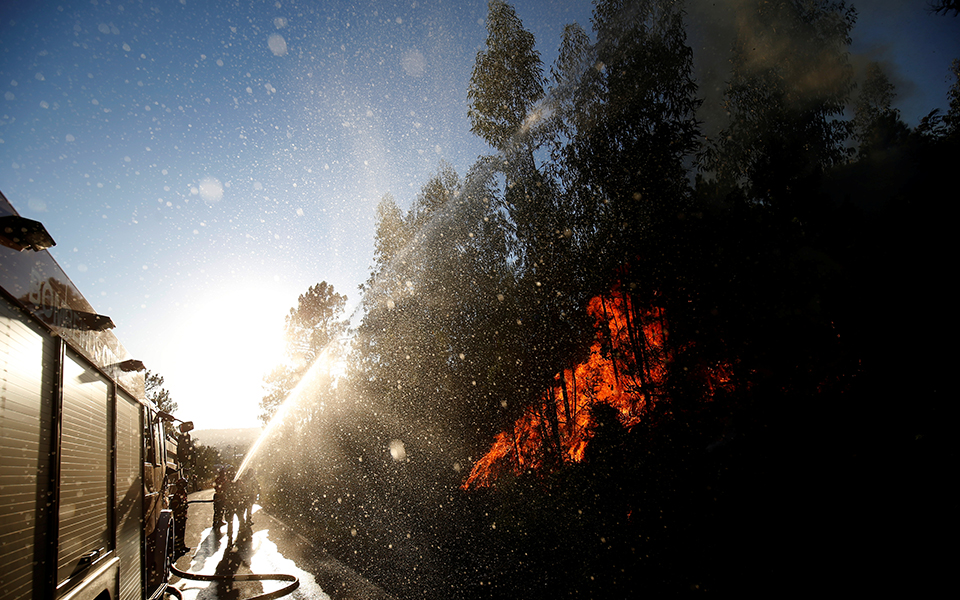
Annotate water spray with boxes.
[231,22,613,487]
[234,343,341,483]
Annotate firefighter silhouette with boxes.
[222,466,246,545]
[213,466,229,529]
[170,477,189,556]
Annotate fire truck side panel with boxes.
[2,195,175,600]
[116,390,144,600]
[142,420,164,543]
[56,350,112,588]
[0,295,56,600]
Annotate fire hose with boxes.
[164,499,300,600]
[166,565,299,600]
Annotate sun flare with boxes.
[160,282,297,429]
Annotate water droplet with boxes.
[389,439,406,461]
[268,34,288,56]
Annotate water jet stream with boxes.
[234,342,340,483]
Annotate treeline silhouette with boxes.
[252,1,956,597]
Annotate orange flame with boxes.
[463,281,671,489]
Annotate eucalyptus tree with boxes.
[946,59,960,138]
[468,0,545,154]
[360,194,410,311]
[467,1,604,461]
[588,0,701,243]
[710,0,856,217]
[351,164,467,433]
[852,62,909,157]
[545,0,704,412]
[468,0,556,274]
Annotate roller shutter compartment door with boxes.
[57,351,110,586]
[0,297,55,600]
[116,391,143,600]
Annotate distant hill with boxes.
[191,427,262,458]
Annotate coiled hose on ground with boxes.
[166,564,299,600]
[165,499,300,600]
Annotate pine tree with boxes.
[258,282,347,424]
[145,370,179,436]
[145,370,178,414]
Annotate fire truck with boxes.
[0,191,190,600]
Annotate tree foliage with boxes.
[258,282,347,424]
[182,440,220,491]
[145,370,177,414]
[710,0,855,217]
[929,0,960,16]
[946,58,960,137]
[145,370,178,436]
[852,62,909,156]
[468,0,545,152]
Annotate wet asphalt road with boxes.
[169,489,396,600]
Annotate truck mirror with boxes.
[179,421,195,434]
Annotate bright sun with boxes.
[160,283,295,430]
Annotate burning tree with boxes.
[463,274,734,489]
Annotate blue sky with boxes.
[1,0,957,430]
